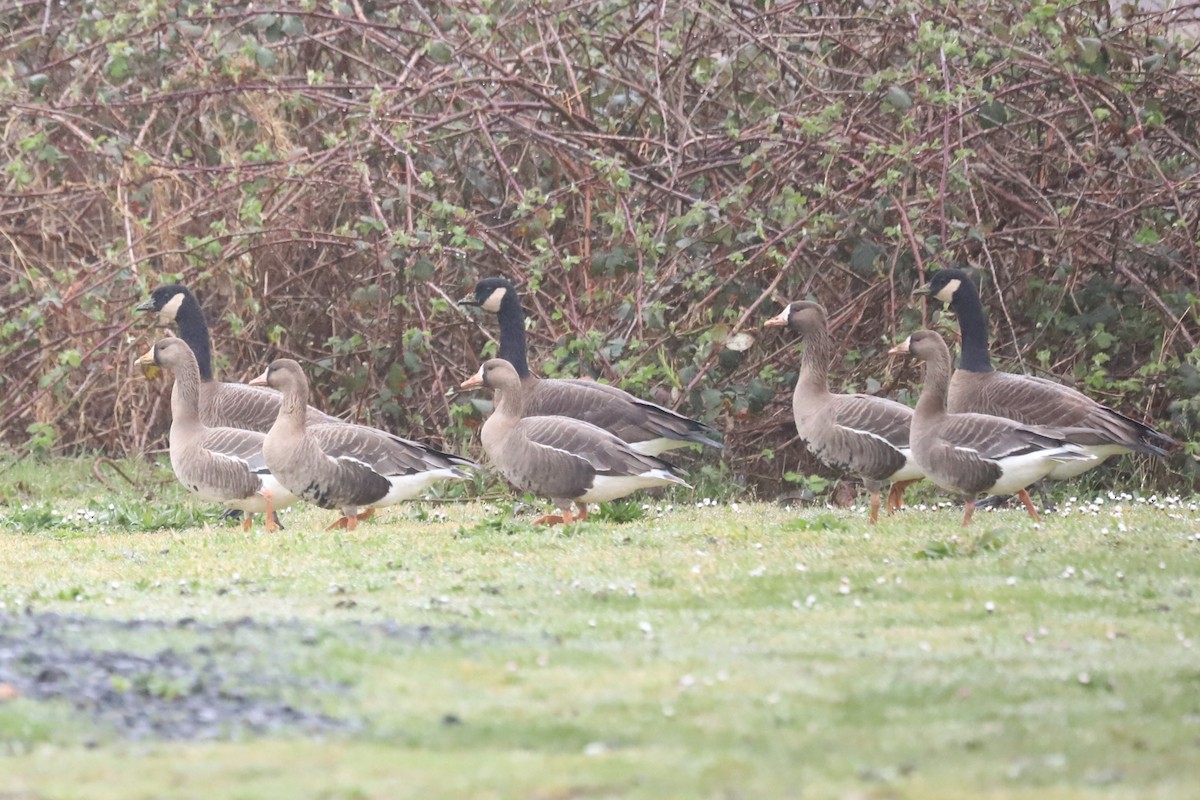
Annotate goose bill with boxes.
[888,339,911,355]
[248,368,269,387]
[460,366,485,390]
[763,306,789,327]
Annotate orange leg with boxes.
[888,479,919,513]
[263,491,278,533]
[1018,489,1041,523]
[961,499,976,527]
[574,505,588,522]
[533,513,565,526]
[868,491,881,525]
[355,508,376,523]
[326,515,358,531]
[241,515,252,533]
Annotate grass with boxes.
[1,454,1199,798]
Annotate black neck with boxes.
[950,280,993,373]
[496,293,531,378]
[175,299,214,382]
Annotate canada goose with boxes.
[460,358,691,524]
[458,277,721,455]
[251,359,476,530]
[889,331,1094,526]
[134,338,297,531]
[915,269,1176,478]
[764,301,923,523]
[136,284,338,431]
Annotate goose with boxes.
[915,268,1176,479]
[458,277,721,455]
[136,284,339,431]
[460,358,691,524]
[251,359,477,530]
[764,301,923,523]
[134,338,297,531]
[888,330,1095,526]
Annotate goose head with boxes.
[135,336,199,373]
[887,329,948,363]
[763,300,827,338]
[249,358,308,393]
[460,358,522,392]
[459,277,517,314]
[136,284,195,327]
[914,268,974,306]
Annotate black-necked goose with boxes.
[765,301,923,523]
[889,330,1095,526]
[460,358,691,524]
[135,338,297,531]
[136,284,339,431]
[458,277,721,455]
[251,359,477,530]
[915,268,1176,478]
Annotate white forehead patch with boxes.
[934,278,961,304]
[157,292,186,325]
[772,305,791,326]
[480,286,507,313]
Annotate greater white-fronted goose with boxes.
[889,331,1095,526]
[136,284,338,431]
[251,359,477,530]
[459,277,721,455]
[764,301,923,523]
[915,268,1176,478]
[135,338,297,531]
[460,358,691,524]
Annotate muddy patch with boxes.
[0,612,477,742]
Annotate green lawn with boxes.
[1,456,1198,799]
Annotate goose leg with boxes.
[868,491,881,525]
[1017,489,1041,523]
[264,491,278,533]
[327,516,358,531]
[241,515,252,533]
[888,479,919,513]
[355,508,376,523]
[961,499,976,527]
[574,504,588,522]
[885,484,900,514]
[533,513,565,526]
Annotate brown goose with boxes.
[915,268,1176,479]
[765,301,923,523]
[460,358,691,524]
[889,331,1094,526]
[251,359,477,530]
[135,338,297,531]
[136,284,338,431]
[459,277,721,455]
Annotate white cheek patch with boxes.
[158,292,186,325]
[480,287,507,313]
[935,278,961,304]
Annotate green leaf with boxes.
[1134,226,1160,246]
[279,15,306,36]
[885,85,913,110]
[107,56,129,81]
[427,41,454,63]
[1077,37,1102,65]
